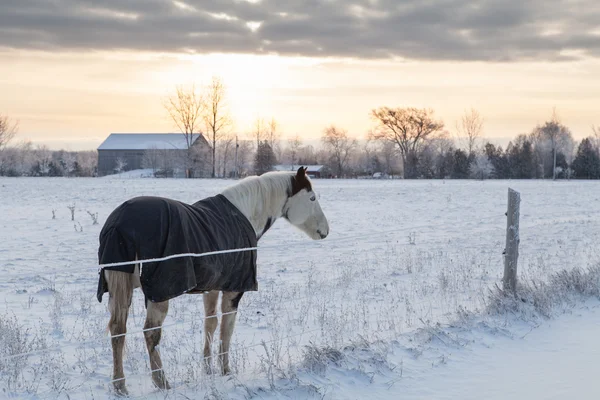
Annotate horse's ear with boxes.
[292,166,312,195]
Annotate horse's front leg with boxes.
[144,299,170,390]
[203,291,219,373]
[219,291,243,375]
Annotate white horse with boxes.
[101,167,329,395]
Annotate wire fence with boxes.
[4,203,598,397]
[2,213,509,282]
[0,275,443,363]
[0,209,512,366]
[6,206,600,281]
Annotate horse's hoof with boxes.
[113,381,129,396]
[152,371,171,390]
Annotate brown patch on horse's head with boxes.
[290,166,312,196]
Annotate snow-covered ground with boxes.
[1,176,600,399]
[401,303,600,400]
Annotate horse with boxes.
[97,167,329,395]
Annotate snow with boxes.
[299,303,600,400]
[1,177,600,399]
[101,168,156,178]
[398,304,600,400]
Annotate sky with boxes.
[1,0,599,150]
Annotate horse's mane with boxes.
[222,171,293,201]
[221,171,300,235]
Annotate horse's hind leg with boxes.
[219,291,243,375]
[144,299,170,390]
[105,270,134,396]
[202,291,219,373]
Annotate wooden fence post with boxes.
[503,188,521,294]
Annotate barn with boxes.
[273,164,327,178]
[97,133,210,177]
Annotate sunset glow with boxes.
[1,0,599,150]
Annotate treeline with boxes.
[2,107,600,180]
[311,108,600,180]
[0,142,97,177]
[163,82,600,179]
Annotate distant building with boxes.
[273,164,327,178]
[97,133,210,177]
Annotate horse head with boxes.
[283,166,329,240]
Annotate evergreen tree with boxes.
[451,149,470,178]
[554,152,569,178]
[507,137,535,179]
[435,148,454,178]
[371,155,382,174]
[484,142,509,178]
[254,141,277,175]
[73,161,82,177]
[417,148,435,179]
[30,162,42,177]
[48,161,63,177]
[571,138,600,179]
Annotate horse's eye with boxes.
[310,195,316,201]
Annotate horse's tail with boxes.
[100,226,138,333]
[97,226,137,303]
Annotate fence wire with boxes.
[0,207,520,397]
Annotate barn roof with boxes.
[98,133,207,150]
[273,164,324,173]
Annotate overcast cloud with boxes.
[1,0,599,61]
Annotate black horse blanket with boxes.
[97,194,258,303]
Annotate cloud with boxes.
[1,0,599,61]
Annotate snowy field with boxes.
[1,176,600,399]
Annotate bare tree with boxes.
[537,108,572,180]
[236,139,254,177]
[287,135,302,167]
[321,125,357,178]
[164,85,205,177]
[416,132,455,179]
[469,153,494,180]
[61,152,77,177]
[379,140,399,177]
[142,146,162,175]
[204,76,232,178]
[33,145,52,176]
[357,133,378,175]
[0,140,34,176]
[167,149,187,176]
[560,131,576,176]
[547,108,561,181]
[76,150,98,176]
[371,107,444,178]
[592,125,600,155]
[455,108,484,155]
[429,131,455,155]
[529,127,549,177]
[217,133,235,177]
[115,157,127,174]
[267,118,282,161]
[298,144,318,165]
[0,114,18,150]
[253,117,267,149]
